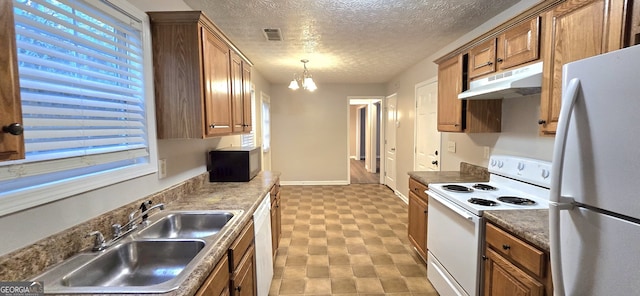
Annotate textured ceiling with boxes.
[180,0,522,84]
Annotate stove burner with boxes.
[442,184,473,193]
[497,196,537,205]
[468,198,498,206]
[472,184,498,191]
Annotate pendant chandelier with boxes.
[288,59,317,91]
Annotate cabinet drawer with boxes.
[485,223,545,277]
[408,178,428,202]
[229,220,254,271]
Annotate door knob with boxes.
[2,123,23,136]
[431,160,438,165]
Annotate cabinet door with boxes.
[539,0,625,134]
[408,191,428,261]
[196,256,230,296]
[0,1,25,161]
[497,17,540,70]
[231,52,244,133]
[437,55,464,132]
[231,245,256,296]
[202,28,232,136]
[270,200,278,259]
[484,248,544,296]
[468,38,497,79]
[242,62,252,132]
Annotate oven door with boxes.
[427,192,482,296]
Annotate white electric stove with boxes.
[426,155,552,296]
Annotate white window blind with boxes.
[262,97,271,152]
[241,89,256,148]
[0,0,155,216]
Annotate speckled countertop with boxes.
[0,171,279,296]
[484,209,550,251]
[158,171,281,296]
[408,162,490,185]
[408,171,489,185]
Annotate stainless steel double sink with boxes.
[32,210,242,294]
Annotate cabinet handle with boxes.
[502,244,511,250]
[209,124,215,129]
[453,123,460,127]
[484,61,493,66]
[537,120,546,125]
[482,255,488,261]
[423,210,428,214]
[235,286,241,292]
[497,58,504,63]
[2,123,24,136]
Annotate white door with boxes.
[384,94,397,190]
[415,79,441,171]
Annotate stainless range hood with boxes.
[458,62,543,100]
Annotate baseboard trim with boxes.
[280,180,350,186]
[395,190,408,204]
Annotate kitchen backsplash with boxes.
[460,162,489,179]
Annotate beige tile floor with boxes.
[269,184,439,296]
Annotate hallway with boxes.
[350,159,380,184]
[269,184,438,295]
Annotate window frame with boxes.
[0,0,158,217]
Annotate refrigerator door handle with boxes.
[550,78,581,205]
[549,77,581,296]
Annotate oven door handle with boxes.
[428,192,475,221]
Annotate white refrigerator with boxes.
[550,44,640,296]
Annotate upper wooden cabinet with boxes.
[437,55,502,133]
[0,1,25,162]
[231,52,244,133]
[231,53,253,133]
[469,17,541,80]
[242,63,253,133]
[149,11,252,139]
[437,55,464,132]
[202,28,233,136]
[538,0,627,134]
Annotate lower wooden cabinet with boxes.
[270,180,282,260]
[196,255,230,296]
[483,222,552,296]
[407,178,428,262]
[228,220,256,296]
[231,244,255,296]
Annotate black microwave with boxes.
[208,146,261,182]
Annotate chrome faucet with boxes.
[112,201,165,239]
[85,231,107,251]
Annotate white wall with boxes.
[270,84,385,184]
[0,0,272,256]
[386,0,552,198]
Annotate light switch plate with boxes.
[447,141,456,153]
[158,159,167,179]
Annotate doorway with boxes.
[348,97,383,184]
[415,79,441,171]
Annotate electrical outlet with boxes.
[158,159,167,179]
[484,146,491,159]
[447,141,456,153]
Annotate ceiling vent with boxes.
[262,28,282,41]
